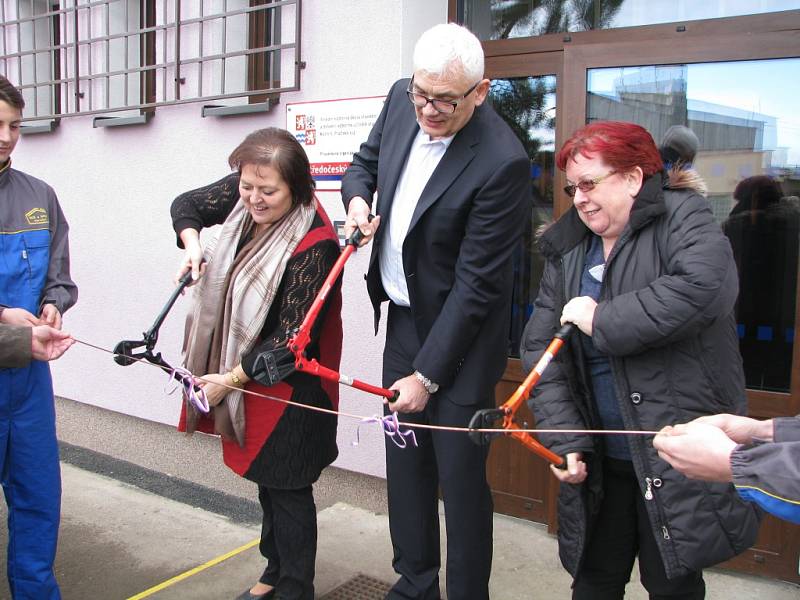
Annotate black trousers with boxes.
[257,485,317,600]
[573,458,705,600]
[383,304,493,600]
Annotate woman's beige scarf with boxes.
[181,198,316,447]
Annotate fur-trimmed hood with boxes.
[666,165,707,196]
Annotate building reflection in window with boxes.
[587,58,800,392]
[462,0,798,40]
[487,76,556,357]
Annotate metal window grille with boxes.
[0,0,301,122]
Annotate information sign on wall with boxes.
[286,96,386,191]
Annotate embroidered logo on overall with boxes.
[25,207,48,225]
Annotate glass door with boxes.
[483,53,562,524]
[488,75,557,357]
[558,23,800,583]
[463,4,800,581]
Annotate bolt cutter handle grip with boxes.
[347,213,375,247]
[144,269,195,344]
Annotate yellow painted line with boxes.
[126,538,260,599]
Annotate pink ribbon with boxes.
[353,413,418,449]
[167,367,210,414]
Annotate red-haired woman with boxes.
[520,121,760,599]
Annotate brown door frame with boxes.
[482,51,565,529]
[558,26,800,582]
[478,9,800,429]
[470,8,800,584]
[485,51,568,217]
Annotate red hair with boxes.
[556,121,663,177]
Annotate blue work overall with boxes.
[0,226,61,599]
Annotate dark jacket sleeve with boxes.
[340,82,398,211]
[170,173,241,245]
[241,240,340,383]
[413,154,530,387]
[520,259,593,457]
[0,324,31,368]
[773,415,800,442]
[40,188,78,315]
[730,418,800,524]
[594,191,739,356]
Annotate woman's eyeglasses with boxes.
[564,170,617,197]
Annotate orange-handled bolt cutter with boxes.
[468,323,575,467]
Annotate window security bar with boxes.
[0,0,301,122]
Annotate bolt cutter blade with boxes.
[113,339,147,366]
[468,408,506,446]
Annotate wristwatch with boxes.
[414,370,439,394]
[229,369,243,388]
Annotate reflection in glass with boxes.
[587,58,800,392]
[488,76,556,357]
[724,177,799,392]
[463,1,798,40]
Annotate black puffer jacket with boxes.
[521,169,761,580]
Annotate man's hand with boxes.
[387,373,429,413]
[1,307,40,327]
[560,296,597,336]
[40,303,62,329]
[653,422,737,482]
[550,452,587,484]
[695,413,774,444]
[31,325,74,361]
[344,196,381,247]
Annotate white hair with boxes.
[412,23,484,82]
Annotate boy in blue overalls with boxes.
[0,75,77,599]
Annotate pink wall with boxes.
[12,0,447,478]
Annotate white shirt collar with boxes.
[414,125,455,149]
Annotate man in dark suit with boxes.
[341,23,530,600]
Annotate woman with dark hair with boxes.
[520,121,760,599]
[171,127,342,600]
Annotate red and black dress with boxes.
[171,173,342,599]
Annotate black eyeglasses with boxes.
[406,75,480,115]
[563,170,617,197]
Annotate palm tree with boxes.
[488,0,625,39]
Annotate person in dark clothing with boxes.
[722,175,799,391]
[170,128,342,600]
[658,124,699,170]
[520,121,760,600]
[341,23,530,600]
